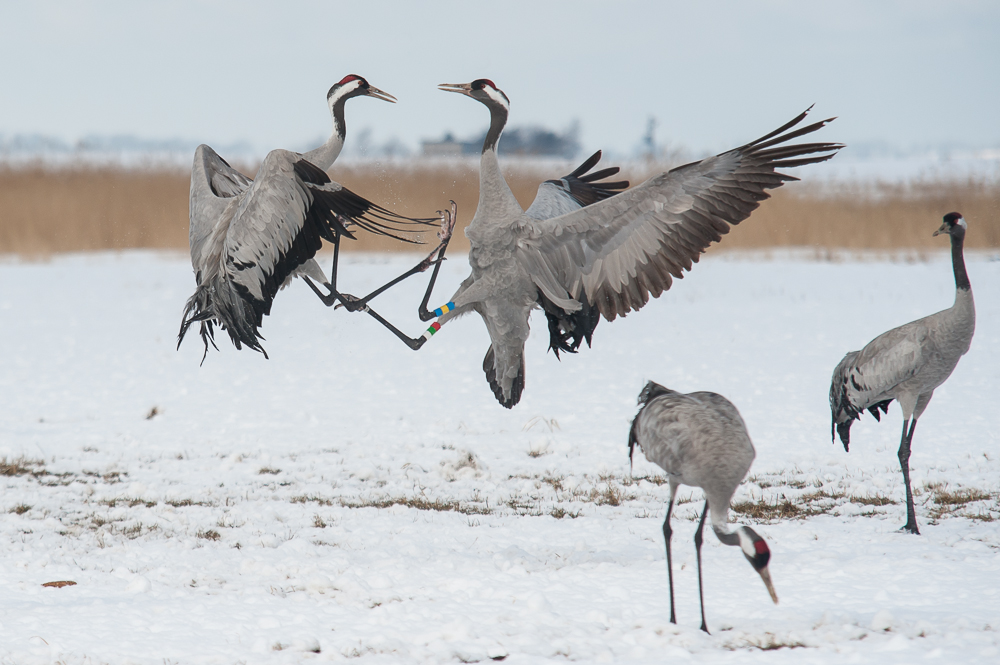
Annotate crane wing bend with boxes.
[524,150,629,221]
[515,108,842,322]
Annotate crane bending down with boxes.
[829,213,975,534]
[178,76,443,360]
[629,381,778,634]
[358,79,842,408]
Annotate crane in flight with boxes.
[179,76,443,361]
[358,78,842,408]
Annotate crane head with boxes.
[438,79,510,111]
[738,527,779,604]
[933,212,966,238]
[328,75,397,106]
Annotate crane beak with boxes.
[758,566,779,604]
[438,83,473,97]
[932,222,949,237]
[365,85,397,104]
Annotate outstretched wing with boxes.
[515,108,842,322]
[524,150,629,221]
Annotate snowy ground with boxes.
[1,249,998,664]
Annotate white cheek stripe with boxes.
[329,80,362,106]
[484,86,510,111]
[737,529,756,558]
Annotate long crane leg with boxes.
[694,500,710,634]
[662,489,678,625]
[304,202,458,350]
[898,419,920,535]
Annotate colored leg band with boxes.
[421,321,442,342]
[433,302,455,317]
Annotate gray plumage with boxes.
[628,381,777,634]
[829,212,975,534]
[179,76,429,360]
[434,79,842,408]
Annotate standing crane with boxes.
[354,79,841,408]
[628,381,778,634]
[178,76,443,361]
[829,212,975,534]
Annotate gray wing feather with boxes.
[524,151,629,221]
[515,111,841,321]
[223,149,340,303]
[189,145,253,272]
[833,324,927,414]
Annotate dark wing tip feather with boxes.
[554,151,630,208]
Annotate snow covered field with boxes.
[1,249,998,664]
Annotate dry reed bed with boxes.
[1,162,997,256]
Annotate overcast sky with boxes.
[1,1,998,157]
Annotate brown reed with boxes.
[1,162,997,257]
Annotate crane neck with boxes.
[950,229,971,292]
[478,146,523,217]
[711,523,742,548]
[302,99,347,170]
[483,102,508,155]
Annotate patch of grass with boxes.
[82,469,124,483]
[197,529,221,541]
[549,507,581,519]
[933,488,991,506]
[313,515,327,528]
[733,489,852,522]
[117,523,144,539]
[503,496,543,516]
[145,406,160,420]
[10,504,31,515]
[732,498,809,521]
[541,476,564,492]
[587,484,631,507]
[291,495,334,506]
[165,499,210,508]
[5,165,999,255]
[622,474,669,486]
[100,498,157,508]
[1,456,44,477]
[850,494,898,506]
[258,467,281,475]
[340,495,493,516]
[929,487,996,520]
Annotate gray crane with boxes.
[829,212,975,535]
[363,79,842,408]
[178,76,442,361]
[628,381,778,634]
